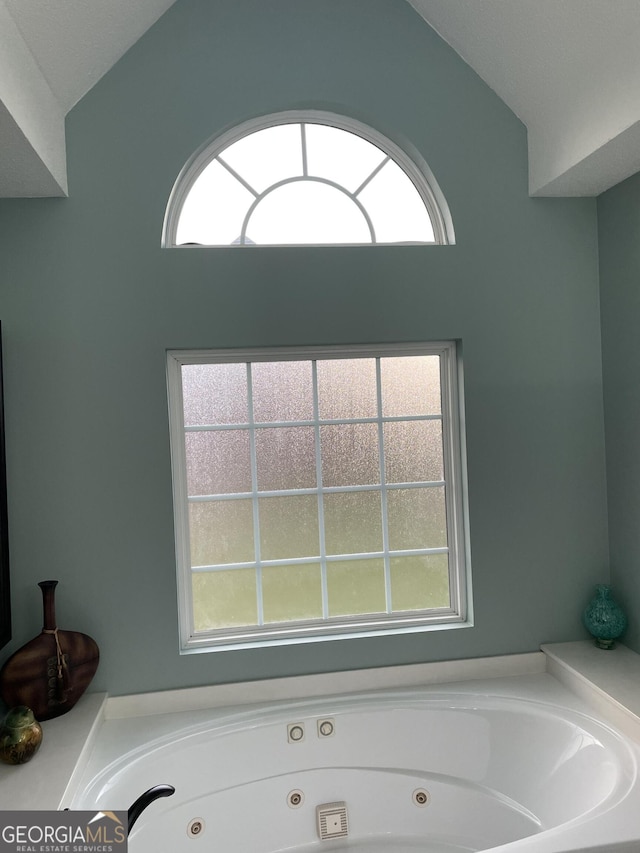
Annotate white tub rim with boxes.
[77,687,639,807]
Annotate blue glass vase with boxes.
[583,584,627,649]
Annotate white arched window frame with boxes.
[162,111,454,247]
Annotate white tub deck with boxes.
[69,676,640,853]
[3,642,640,853]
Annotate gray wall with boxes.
[598,172,640,653]
[0,0,608,696]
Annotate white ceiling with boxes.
[0,0,176,196]
[408,0,640,197]
[2,0,640,198]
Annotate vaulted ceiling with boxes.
[2,0,640,199]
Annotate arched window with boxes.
[163,112,453,247]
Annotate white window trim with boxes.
[167,341,472,653]
[162,110,455,248]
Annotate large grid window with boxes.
[167,342,470,651]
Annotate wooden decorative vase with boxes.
[0,580,99,721]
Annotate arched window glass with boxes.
[163,112,453,247]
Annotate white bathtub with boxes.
[69,674,640,853]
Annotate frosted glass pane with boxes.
[189,499,254,566]
[317,358,377,420]
[252,361,313,422]
[358,159,435,243]
[177,160,254,245]
[323,491,383,555]
[327,558,386,616]
[305,124,386,193]
[380,356,441,417]
[259,495,319,560]
[182,363,248,426]
[390,554,450,611]
[192,569,257,631]
[186,430,251,495]
[320,424,380,487]
[387,487,447,550]
[262,564,323,623]
[246,181,372,245]
[220,124,303,194]
[383,421,444,484]
[256,427,316,491]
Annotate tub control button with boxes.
[287,723,305,743]
[318,718,334,738]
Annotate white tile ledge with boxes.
[0,652,545,810]
[0,692,107,810]
[104,651,546,720]
[542,641,640,743]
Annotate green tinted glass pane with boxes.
[259,495,319,560]
[327,558,386,616]
[380,356,441,417]
[383,420,444,484]
[320,423,380,487]
[262,564,323,623]
[317,358,378,420]
[182,363,248,426]
[252,361,314,422]
[186,430,251,495]
[324,491,383,555]
[189,499,254,566]
[387,487,447,550]
[192,569,257,631]
[256,427,316,491]
[390,554,450,611]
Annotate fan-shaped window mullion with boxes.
[241,177,376,245]
[217,156,259,198]
[353,157,391,197]
[163,111,454,247]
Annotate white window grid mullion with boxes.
[312,360,329,619]
[190,546,450,574]
[376,357,393,614]
[246,363,265,627]
[188,479,446,503]
[300,123,308,177]
[183,413,443,432]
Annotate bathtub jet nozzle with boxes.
[127,784,175,834]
